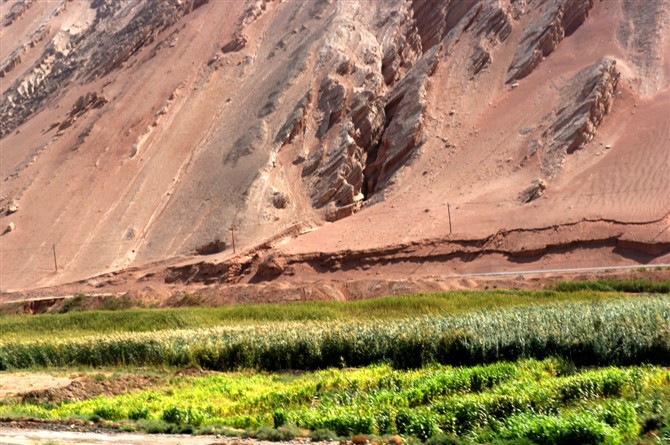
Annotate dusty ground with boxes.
[0,427,293,445]
[0,371,168,403]
[0,374,72,399]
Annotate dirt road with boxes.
[0,427,286,445]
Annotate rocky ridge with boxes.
[522,58,620,175]
[0,0,208,138]
[507,0,595,82]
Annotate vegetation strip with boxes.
[0,290,643,341]
[1,297,668,370]
[552,279,670,294]
[2,359,668,445]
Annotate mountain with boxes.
[1,0,668,296]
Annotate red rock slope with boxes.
[0,0,668,293]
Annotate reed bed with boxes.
[2,297,668,370]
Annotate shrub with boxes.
[425,433,466,445]
[128,406,150,420]
[273,409,288,428]
[93,404,124,421]
[396,410,437,440]
[137,419,176,434]
[310,428,339,441]
[323,414,374,436]
[501,412,622,445]
[375,412,394,435]
[553,279,670,294]
[161,406,205,426]
[254,426,283,441]
[278,424,304,439]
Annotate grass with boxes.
[2,359,668,444]
[1,297,668,370]
[552,279,670,294]
[0,290,639,342]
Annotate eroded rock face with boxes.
[523,59,620,175]
[364,48,438,197]
[2,0,656,290]
[0,0,201,138]
[270,0,607,220]
[256,253,286,277]
[1,0,611,226]
[507,0,595,82]
[3,0,38,27]
[58,92,108,131]
[0,24,50,79]
[558,60,620,154]
[295,1,470,218]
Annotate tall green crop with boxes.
[1,297,668,371]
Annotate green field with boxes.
[0,290,636,341]
[2,297,668,370]
[2,359,669,445]
[1,286,669,444]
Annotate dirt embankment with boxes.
[1,369,209,404]
[3,265,669,315]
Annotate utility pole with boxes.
[52,244,58,272]
[447,203,452,235]
[230,224,236,254]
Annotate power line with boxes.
[0,183,667,255]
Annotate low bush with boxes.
[310,428,339,441]
[128,406,149,420]
[161,406,205,426]
[92,404,124,421]
[500,412,622,445]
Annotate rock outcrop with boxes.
[364,49,438,197]
[57,92,108,131]
[6,200,19,215]
[221,33,248,53]
[3,0,38,27]
[0,0,203,138]
[523,59,620,175]
[519,179,547,203]
[507,0,595,82]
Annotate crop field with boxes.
[2,359,669,445]
[2,297,668,370]
[1,287,669,444]
[0,289,636,341]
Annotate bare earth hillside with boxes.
[1,0,669,299]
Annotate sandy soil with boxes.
[0,371,168,403]
[0,427,282,445]
[0,374,71,399]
